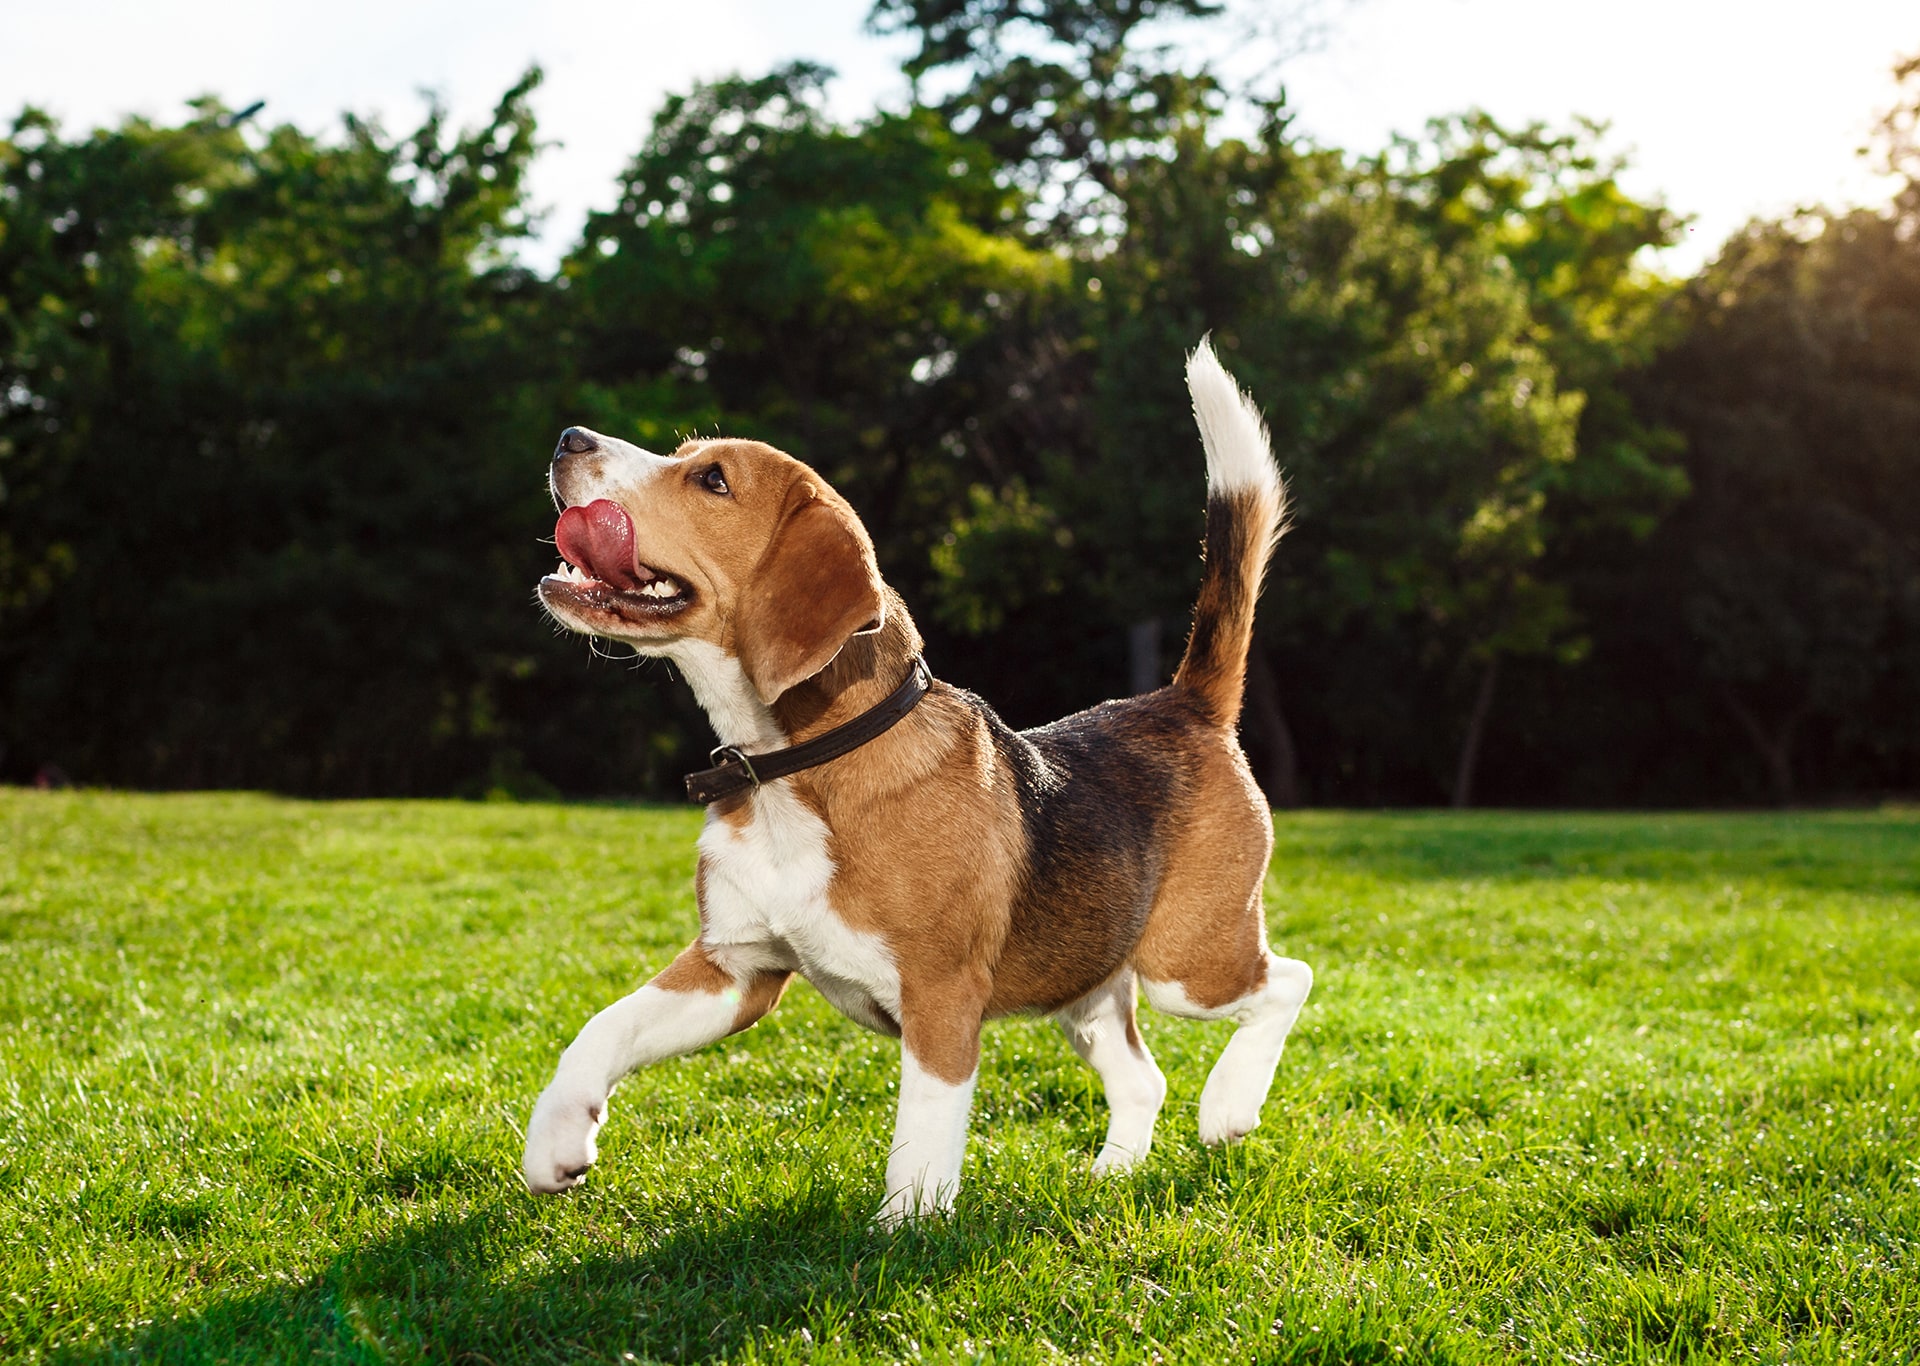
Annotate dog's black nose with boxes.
[555,427,598,460]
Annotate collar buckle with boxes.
[708,744,761,790]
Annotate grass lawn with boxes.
[1,791,1916,1364]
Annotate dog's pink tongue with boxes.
[555,500,644,589]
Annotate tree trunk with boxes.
[1243,647,1301,808]
[1127,618,1162,696]
[1719,688,1807,806]
[1451,655,1501,809]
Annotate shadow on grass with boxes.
[63,1188,956,1364]
[61,1158,1462,1365]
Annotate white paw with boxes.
[522,1086,603,1194]
[1091,1142,1146,1175]
[1197,1081,1263,1147]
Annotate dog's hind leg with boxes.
[1128,737,1313,1145]
[522,941,789,1193]
[1144,947,1312,1146]
[1055,968,1167,1173]
[1134,757,1312,1147]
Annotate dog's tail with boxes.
[1171,338,1286,729]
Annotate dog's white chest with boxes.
[695,784,901,1031]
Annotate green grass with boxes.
[2,792,1916,1364]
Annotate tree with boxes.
[1619,56,1920,804]
[11,9,1893,808]
[0,77,576,793]
[886,0,1687,805]
[1371,114,1688,804]
[1639,227,1920,802]
[559,61,1065,622]
[869,0,1227,242]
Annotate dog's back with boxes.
[968,338,1292,1016]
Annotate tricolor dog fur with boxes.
[523,340,1313,1224]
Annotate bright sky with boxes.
[5,0,1913,275]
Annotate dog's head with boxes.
[540,426,885,704]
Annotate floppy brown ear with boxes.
[736,484,885,704]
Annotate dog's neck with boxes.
[772,590,925,748]
[668,590,924,754]
[668,639,788,752]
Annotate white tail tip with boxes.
[1187,337,1279,496]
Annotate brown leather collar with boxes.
[683,654,933,805]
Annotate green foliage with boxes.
[0,77,576,794]
[4,792,1917,1361]
[0,18,1913,805]
[561,62,1065,577]
[883,80,1685,799]
[869,0,1227,239]
[928,477,1071,633]
[1381,112,1691,550]
[1635,205,1920,802]
[858,2,1698,802]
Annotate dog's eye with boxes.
[700,465,729,496]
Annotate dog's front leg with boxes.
[876,1000,984,1227]
[523,941,788,1194]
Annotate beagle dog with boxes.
[522,340,1312,1224]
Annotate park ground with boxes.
[1,792,1916,1363]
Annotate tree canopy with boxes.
[1,14,1913,805]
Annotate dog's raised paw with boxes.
[522,1089,603,1194]
[1196,1105,1261,1147]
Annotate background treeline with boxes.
[2,1,1915,806]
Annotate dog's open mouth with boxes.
[540,499,692,622]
